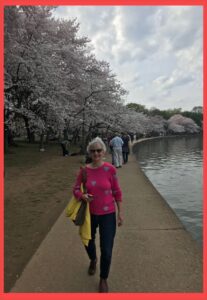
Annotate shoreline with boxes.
[132,132,202,145]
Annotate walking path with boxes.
[11,142,202,292]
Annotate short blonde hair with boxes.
[87,137,106,153]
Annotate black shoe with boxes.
[88,259,97,275]
[99,278,108,293]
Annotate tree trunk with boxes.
[8,129,17,146]
[45,130,50,144]
[4,127,17,151]
[81,109,86,154]
[4,126,9,153]
[23,116,32,143]
[63,128,68,140]
[39,134,45,151]
[72,128,80,145]
[30,132,35,143]
[105,125,110,136]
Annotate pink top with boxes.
[73,162,122,215]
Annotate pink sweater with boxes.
[73,162,122,215]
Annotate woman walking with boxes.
[122,133,130,164]
[73,137,123,293]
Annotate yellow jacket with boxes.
[66,191,91,246]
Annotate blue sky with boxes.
[53,6,203,111]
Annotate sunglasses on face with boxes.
[90,149,103,153]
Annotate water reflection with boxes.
[133,135,203,246]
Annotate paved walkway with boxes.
[11,144,202,292]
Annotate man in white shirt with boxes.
[109,135,124,168]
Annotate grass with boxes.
[4,141,84,292]
[5,141,80,169]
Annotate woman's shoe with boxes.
[99,278,108,293]
[88,259,97,275]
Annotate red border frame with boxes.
[1,1,206,299]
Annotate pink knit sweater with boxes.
[73,162,122,215]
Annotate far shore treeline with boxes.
[4,6,203,154]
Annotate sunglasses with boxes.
[90,149,103,153]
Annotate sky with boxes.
[53,6,203,112]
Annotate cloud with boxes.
[157,6,202,51]
[113,7,156,42]
[53,6,203,111]
[153,71,194,91]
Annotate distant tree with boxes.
[126,103,148,114]
[148,115,167,136]
[148,107,161,116]
[192,106,203,113]
[149,107,182,119]
[181,111,203,127]
[167,114,200,134]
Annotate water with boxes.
[133,135,203,246]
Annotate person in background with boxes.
[121,132,130,164]
[109,134,123,168]
[73,137,123,293]
[60,139,69,156]
[129,133,134,143]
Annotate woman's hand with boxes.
[81,193,93,202]
[117,212,124,226]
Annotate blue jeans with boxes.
[85,213,116,279]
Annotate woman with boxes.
[73,137,123,293]
[121,133,130,164]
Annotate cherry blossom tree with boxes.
[4,6,201,154]
[167,114,200,134]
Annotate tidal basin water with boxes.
[133,135,203,246]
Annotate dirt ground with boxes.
[4,142,84,292]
